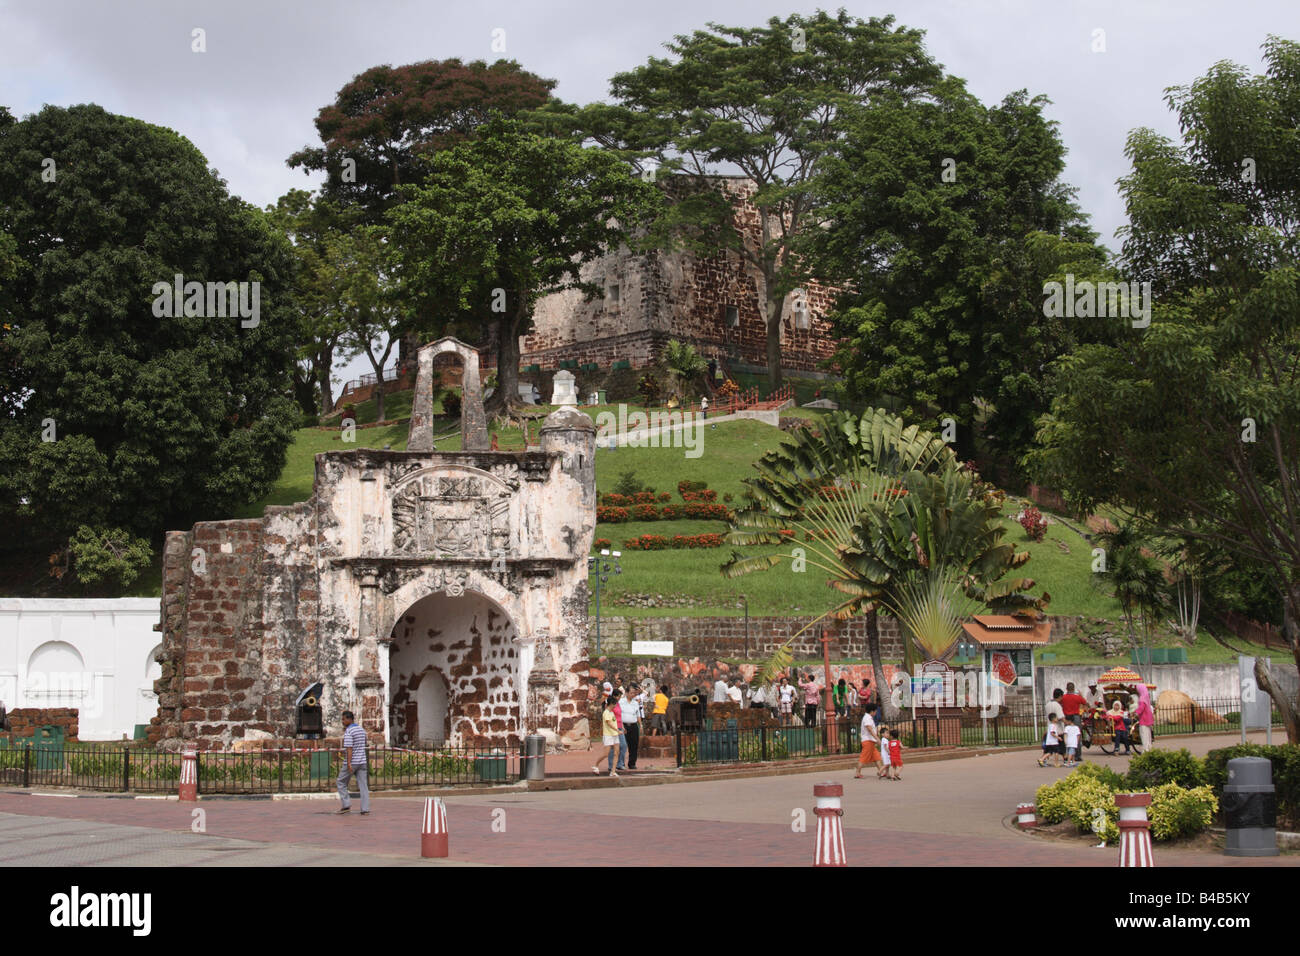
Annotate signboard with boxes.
[1239,656,1272,731]
[989,651,1017,687]
[911,660,950,707]
[631,640,674,657]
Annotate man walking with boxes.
[336,710,369,815]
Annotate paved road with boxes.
[0,732,1292,867]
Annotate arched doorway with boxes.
[412,667,451,746]
[388,589,520,747]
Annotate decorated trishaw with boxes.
[1080,666,1152,755]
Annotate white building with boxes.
[0,598,162,740]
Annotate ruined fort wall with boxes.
[523,178,841,374]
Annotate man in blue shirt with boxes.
[336,710,370,815]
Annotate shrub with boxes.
[1036,773,1118,843]
[593,538,611,550]
[1148,783,1218,841]
[596,506,630,523]
[623,534,669,550]
[442,391,461,419]
[659,504,681,520]
[1018,506,1048,542]
[670,534,724,548]
[632,503,659,521]
[614,469,645,496]
[658,493,671,502]
[723,492,733,502]
[1073,761,1127,791]
[678,479,708,495]
[1127,748,1205,790]
[633,491,657,504]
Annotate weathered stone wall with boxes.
[152,405,597,752]
[6,707,79,740]
[523,177,841,374]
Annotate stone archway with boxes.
[408,336,488,452]
[388,588,520,747]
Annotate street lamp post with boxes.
[587,548,622,655]
[740,594,749,659]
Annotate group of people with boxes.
[593,675,670,777]
[738,673,873,728]
[1038,680,1156,766]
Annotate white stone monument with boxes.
[550,370,578,407]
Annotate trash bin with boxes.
[697,728,739,762]
[33,725,64,771]
[309,749,332,782]
[779,726,820,757]
[522,735,546,781]
[475,750,508,782]
[1223,756,1279,857]
[597,389,607,405]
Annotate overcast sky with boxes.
[3,0,1296,386]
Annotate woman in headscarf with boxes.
[1132,683,1155,751]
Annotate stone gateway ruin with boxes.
[149,338,595,751]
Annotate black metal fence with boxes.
[676,696,1273,767]
[0,744,519,794]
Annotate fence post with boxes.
[1190,702,1196,735]
[22,744,30,788]
[122,748,130,793]
[993,714,1000,747]
[278,748,285,793]
[761,724,768,762]
[675,727,682,768]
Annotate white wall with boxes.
[0,598,163,740]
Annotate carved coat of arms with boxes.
[391,472,510,556]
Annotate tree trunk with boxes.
[486,307,523,418]
[316,343,334,416]
[867,609,900,721]
[765,279,784,390]
[1257,582,1300,743]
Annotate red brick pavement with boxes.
[0,791,1290,867]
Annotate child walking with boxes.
[887,730,903,780]
[1063,718,1082,767]
[1038,716,1063,767]
[879,726,892,779]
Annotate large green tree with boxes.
[290,59,557,363]
[265,189,353,417]
[385,121,660,415]
[808,79,1105,464]
[0,105,299,587]
[1028,37,1300,741]
[555,11,942,388]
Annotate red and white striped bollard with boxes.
[1116,792,1154,867]
[421,797,448,858]
[813,782,847,867]
[1015,803,1038,829]
[178,746,197,802]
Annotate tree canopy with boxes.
[0,104,300,586]
[546,11,943,387]
[289,58,556,223]
[1027,37,1300,740]
[807,78,1105,466]
[385,120,661,414]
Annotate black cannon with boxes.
[665,694,704,732]
[295,682,324,738]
